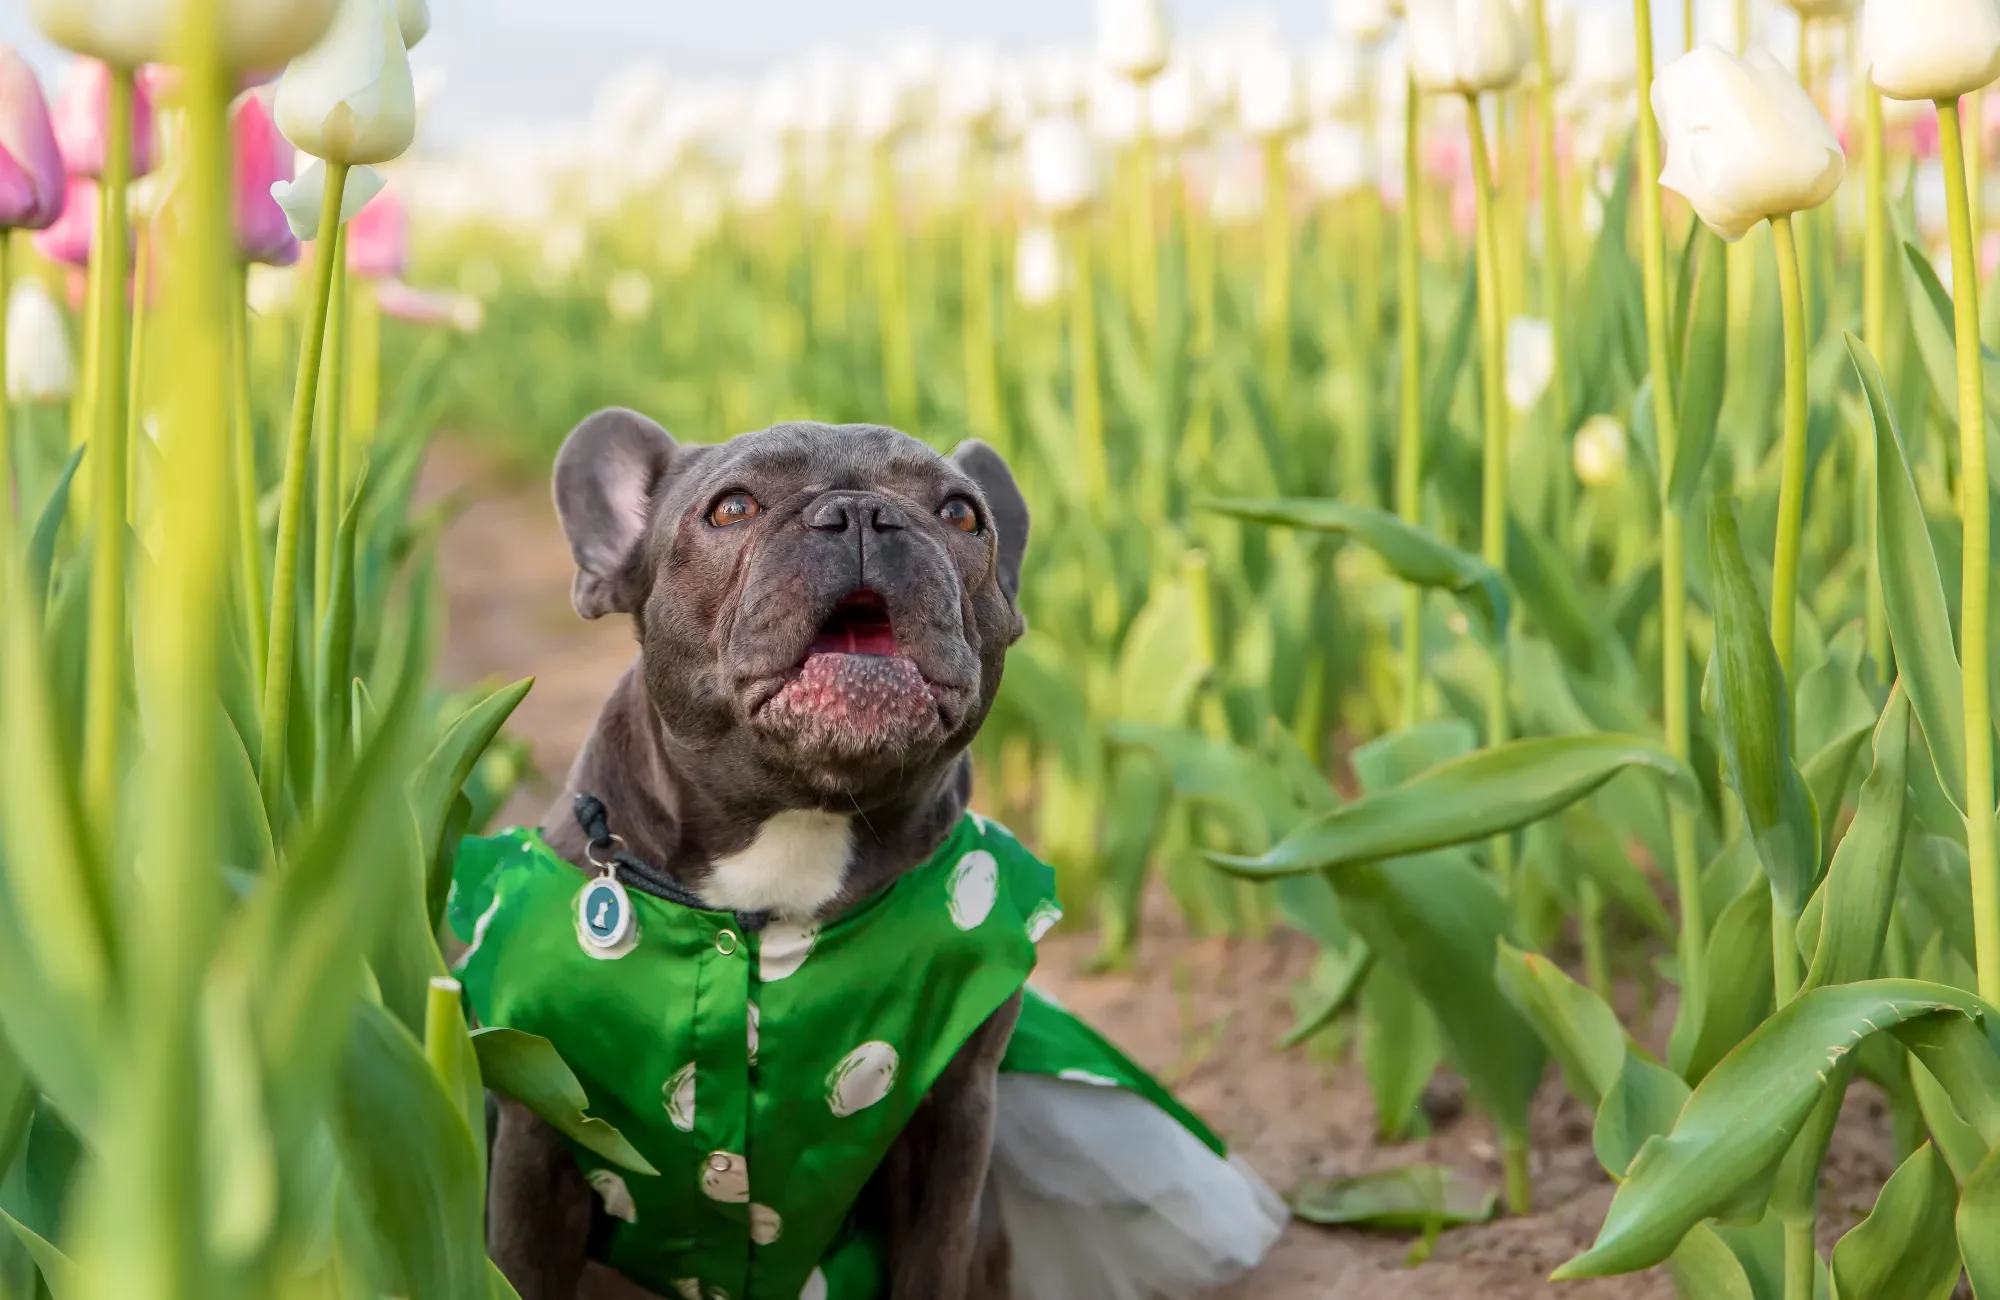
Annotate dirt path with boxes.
[427,439,1889,1300]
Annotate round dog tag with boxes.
[578,873,634,950]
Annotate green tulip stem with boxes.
[315,234,348,633]
[869,141,918,427]
[1131,126,1160,335]
[1938,97,2000,1007]
[425,976,467,1096]
[1066,216,1108,509]
[0,232,11,537]
[1971,89,1987,246]
[231,265,267,690]
[1861,84,1889,676]
[1185,177,1216,358]
[1465,95,1514,896]
[1768,213,1809,680]
[959,138,1002,441]
[1783,1222,1814,1300]
[1633,0,1708,1018]
[125,216,150,520]
[1580,877,1611,999]
[260,158,350,825]
[1503,1134,1531,1219]
[1261,134,1293,398]
[1532,0,1572,545]
[81,63,136,834]
[1397,76,1426,729]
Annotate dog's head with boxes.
[554,410,1029,812]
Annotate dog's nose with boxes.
[804,491,908,533]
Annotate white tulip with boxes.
[854,67,908,145]
[29,0,336,70]
[1308,42,1370,121]
[1572,9,1635,98]
[270,156,384,239]
[1237,43,1304,137]
[1864,0,2000,104]
[1023,113,1098,214]
[1505,315,1556,413]
[1031,48,1090,114]
[1653,44,1845,242]
[1147,58,1210,141]
[392,0,427,48]
[1300,120,1373,198]
[6,279,72,403]
[274,0,416,165]
[1333,0,1399,42]
[1097,0,1170,81]
[1015,224,1064,307]
[1528,0,1578,83]
[940,45,1004,133]
[605,269,654,324]
[734,136,788,212]
[1573,414,1628,486]
[1406,0,1531,96]
[1088,72,1147,146]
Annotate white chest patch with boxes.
[702,810,853,921]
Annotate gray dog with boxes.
[478,409,1283,1300]
[488,409,1029,1300]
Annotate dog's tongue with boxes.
[809,591,897,657]
[774,652,936,739]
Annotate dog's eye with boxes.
[708,492,761,527]
[938,497,979,533]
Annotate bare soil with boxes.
[427,440,1901,1300]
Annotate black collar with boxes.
[571,792,772,933]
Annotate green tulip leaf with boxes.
[25,444,84,611]
[1593,1051,1694,1181]
[0,1205,72,1300]
[1680,876,1777,1087]
[1670,224,1731,509]
[1494,941,1626,1110]
[1555,981,1985,1280]
[1828,1142,1961,1300]
[1360,963,1441,1141]
[472,1027,659,1176]
[1200,497,1510,641]
[416,676,534,928]
[1802,691,1913,992]
[1291,1164,1497,1232]
[1959,1141,2000,1298]
[1209,734,1691,880]
[1848,331,1971,814]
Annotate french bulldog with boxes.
[487,409,1030,1300]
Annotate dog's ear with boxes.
[554,408,679,619]
[950,440,1029,634]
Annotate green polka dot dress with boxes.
[450,813,1245,1300]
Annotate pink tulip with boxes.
[231,93,297,266]
[0,47,65,229]
[345,186,408,280]
[32,177,96,266]
[51,59,155,180]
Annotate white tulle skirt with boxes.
[989,1073,1288,1300]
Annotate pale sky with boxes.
[0,0,1689,147]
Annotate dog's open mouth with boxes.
[756,589,945,750]
[807,589,898,657]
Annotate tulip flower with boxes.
[231,92,298,264]
[1406,0,1531,95]
[1097,0,1169,82]
[1334,0,1400,42]
[5,277,72,402]
[1654,45,1844,243]
[30,176,95,265]
[344,183,405,278]
[1147,59,1210,142]
[393,0,429,48]
[51,59,155,179]
[1571,9,1635,99]
[1023,114,1098,215]
[1299,120,1373,198]
[1236,44,1304,137]
[1014,223,1063,307]
[1088,73,1147,146]
[1864,0,2000,104]
[1505,315,1556,413]
[940,46,1004,135]
[604,269,653,324]
[374,278,479,331]
[273,0,417,167]
[270,156,383,240]
[1572,414,1627,487]
[1308,43,1370,122]
[0,48,66,230]
[29,0,337,70]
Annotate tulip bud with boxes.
[1653,44,1845,242]
[854,68,908,146]
[1406,0,1531,96]
[1864,0,2000,104]
[1333,0,1399,42]
[1572,10,1635,99]
[1505,315,1555,413]
[394,0,429,49]
[344,182,405,277]
[51,59,155,179]
[6,277,74,403]
[1146,59,1209,142]
[270,155,384,239]
[0,47,67,230]
[1572,414,1627,486]
[274,0,417,166]
[1014,223,1064,307]
[1308,42,1370,121]
[231,91,298,264]
[1300,120,1373,199]
[1098,0,1170,82]
[29,0,337,70]
[1237,44,1304,137]
[1088,72,1147,146]
[1023,113,1098,214]
[940,46,1005,135]
[30,176,95,265]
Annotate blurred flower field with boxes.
[11,0,2000,1295]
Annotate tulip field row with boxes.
[5,0,2000,1295]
